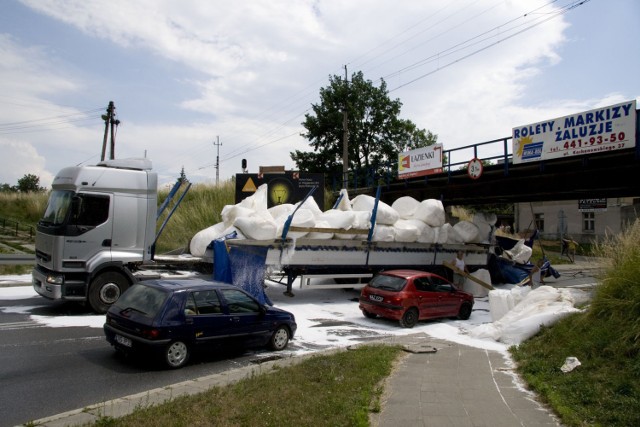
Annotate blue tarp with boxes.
[211,235,272,306]
[228,245,272,306]
[212,232,236,284]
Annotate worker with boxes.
[452,251,469,287]
[562,237,578,263]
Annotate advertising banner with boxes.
[512,100,636,164]
[398,143,443,179]
[235,172,324,210]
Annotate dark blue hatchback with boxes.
[104,279,297,369]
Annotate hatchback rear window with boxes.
[369,274,407,291]
[113,284,169,317]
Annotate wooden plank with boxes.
[443,260,495,290]
[288,226,370,235]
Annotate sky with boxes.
[0,0,638,188]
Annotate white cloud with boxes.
[0,139,53,187]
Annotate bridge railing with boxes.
[331,135,514,193]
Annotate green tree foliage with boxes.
[0,183,15,193]
[16,174,45,193]
[291,71,437,182]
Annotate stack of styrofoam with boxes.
[471,286,582,345]
[462,269,492,298]
[188,186,497,255]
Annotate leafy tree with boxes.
[291,71,437,184]
[0,183,16,193]
[16,174,44,193]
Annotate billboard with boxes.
[512,100,637,164]
[235,172,325,210]
[398,144,443,179]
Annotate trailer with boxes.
[224,237,491,296]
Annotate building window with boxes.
[583,212,595,232]
[534,213,544,232]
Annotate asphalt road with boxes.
[0,294,285,427]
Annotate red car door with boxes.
[412,277,446,319]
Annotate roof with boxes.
[141,278,235,292]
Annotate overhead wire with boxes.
[0,108,104,135]
[389,0,590,92]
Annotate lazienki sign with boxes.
[398,144,443,179]
[512,100,636,164]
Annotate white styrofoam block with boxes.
[391,196,420,220]
[412,199,445,227]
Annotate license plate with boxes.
[115,334,132,347]
[369,294,383,302]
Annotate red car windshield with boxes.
[368,275,407,292]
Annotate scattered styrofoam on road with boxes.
[0,276,587,353]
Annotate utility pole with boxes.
[342,65,349,189]
[213,136,222,185]
[100,101,120,161]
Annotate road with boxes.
[0,294,289,427]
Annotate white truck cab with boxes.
[32,158,157,313]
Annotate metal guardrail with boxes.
[0,254,36,265]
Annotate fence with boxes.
[0,218,35,239]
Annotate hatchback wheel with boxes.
[399,307,419,328]
[458,303,472,320]
[362,310,377,319]
[165,340,190,369]
[269,326,290,351]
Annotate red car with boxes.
[359,269,474,328]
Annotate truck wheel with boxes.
[88,272,129,314]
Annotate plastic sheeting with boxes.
[471,286,582,345]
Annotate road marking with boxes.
[0,320,43,330]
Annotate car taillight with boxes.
[389,296,403,305]
[142,329,161,339]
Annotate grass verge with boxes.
[89,344,403,427]
[510,219,640,426]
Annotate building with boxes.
[515,197,640,244]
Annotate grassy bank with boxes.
[88,345,402,427]
[154,181,235,253]
[511,219,640,426]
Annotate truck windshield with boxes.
[41,190,73,226]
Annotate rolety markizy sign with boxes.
[512,100,636,164]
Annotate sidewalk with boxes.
[372,336,561,427]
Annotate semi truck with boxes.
[32,158,493,313]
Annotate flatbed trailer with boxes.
[224,237,491,296]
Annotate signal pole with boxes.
[101,101,120,161]
[213,136,222,185]
[342,65,349,189]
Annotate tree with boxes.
[17,174,45,193]
[291,71,437,184]
[0,183,16,193]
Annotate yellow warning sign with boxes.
[241,177,258,193]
